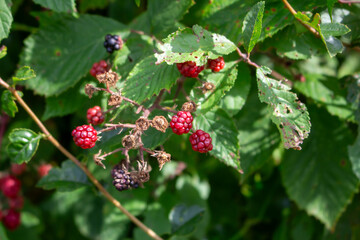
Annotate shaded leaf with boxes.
[33,0,76,13]
[20,14,127,96]
[281,106,359,229]
[193,108,240,170]
[191,61,238,114]
[348,129,360,180]
[37,160,91,191]
[123,55,180,103]
[242,1,265,53]
[155,25,236,66]
[256,66,311,150]
[12,66,36,82]
[7,128,42,164]
[0,0,13,41]
[169,204,205,235]
[1,90,18,117]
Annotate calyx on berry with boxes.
[71,125,98,149]
[87,106,105,125]
[177,61,205,78]
[170,111,193,135]
[189,130,213,153]
[207,57,225,72]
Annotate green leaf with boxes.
[142,126,172,150]
[193,108,240,170]
[294,74,355,122]
[191,61,238,114]
[42,82,89,120]
[219,62,251,116]
[148,0,194,35]
[37,160,91,191]
[281,106,359,229]
[20,14,128,96]
[0,0,13,41]
[155,25,237,66]
[33,0,76,13]
[0,45,7,59]
[0,224,9,240]
[242,1,265,53]
[12,66,36,82]
[134,0,140,7]
[348,129,360,181]
[79,0,109,12]
[319,23,350,57]
[256,66,311,150]
[123,55,180,103]
[327,0,338,21]
[169,204,205,235]
[100,209,130,240]
[6,128,42,164]
[1,90,18,117]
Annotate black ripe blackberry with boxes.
[104,34,123,54]
[111,165,139,192]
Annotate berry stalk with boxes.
[0,77,163,240]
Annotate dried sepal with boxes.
[96,70,120,87]
[200,82,215,94]
[85,84,98,99]
[108,94,122,106]
[181,101,197,112]
[152,151,171,170]
[122,134,137,149]
[136,117,150,131]
[93,150,106,169]
[151,116,169,133]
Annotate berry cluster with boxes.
[87,106,105,125]
[189,130,213,153]
[104,34,123,54]
[111,165,139,192]
[177,61,205,78]
[71,125,98,149]
[0,174,24,230]
[208,57,225,72]
[90,60,108,78]
[170,111,193,135]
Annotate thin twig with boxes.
[100,147,126,159]
[0,78,163,240]
[99,123,137,133]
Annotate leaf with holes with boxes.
[123,55,180,103]
[6,128,42,164]
[256,66,311,150]
[193,108,240,170]
[155,25,236,66]
[242,1,265,53]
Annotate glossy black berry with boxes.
[104,34,123,54]
[111,165,139,192]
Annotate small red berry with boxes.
[177,61,205,78]
[207,57,225,72]
[10,163,27,176]
[71,125,98,149]
[189,130,213,153]
[37,163,53,178]
[0,176,21,198]
[87,106,105,125]
[2,209,20,230]
[170,111,193,135]
[8,195,24,210]
[90,60,108,77]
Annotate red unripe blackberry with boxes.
[0,176,21,198]
[8,195,24,210]
[71,125,97,149]
[177,61,205,78]
[37,163,52,178]
[2,209,20,230]
[189,130,213,153]
[87,106,104,125]
[90,60,108,77]
[170,111,193,135]
[208,57,225,72]
[10,163,26,176]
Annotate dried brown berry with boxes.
[201,82,215,94]
[85,84,97,99]
[108,94,122,106]
[136,117,150,131]
[181,101,197,112]
[154,151,171,170]
[96,70,120,87]
[151,116,169,133]
[122,134,138,149]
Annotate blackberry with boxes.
[189,129,213,153]
[176,61,205,78]
[71,125,97,149]
[170,111,193,135]
[104,34,123,54]
[207,57,225,72]
[111,165,139,192]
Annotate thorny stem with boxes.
[0,78,163,240]
[141,146,156,155]
[99,123,137,133]
[104,105,120,114]
[99,147,126,159]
